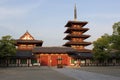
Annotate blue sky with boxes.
[0,0,120,49]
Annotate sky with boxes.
[0,0,120,49]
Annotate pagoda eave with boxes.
[65,21,88,27]
[64,34,90,40]
[64,42,91,46]
[64,28,89,33]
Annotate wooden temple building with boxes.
[0,5,92,67]
[15,31,43,66]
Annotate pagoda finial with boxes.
[74,3,77,21]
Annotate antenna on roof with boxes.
[74,3,77,21]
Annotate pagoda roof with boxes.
[64,34,90,40]
[64,27,89,33]
[63,41,91,46]
[65,20,88,27]
[33,47,76,54]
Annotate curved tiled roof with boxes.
[15,40,43,46]
[64,34,90,40]
[33,47,76,53]
[63,41,91,46]
[77,49,92,53]
[64,27,89,33]
[65,21,88,27]
[16,39,43,43]
[74,52,93,58]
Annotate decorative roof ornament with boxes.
[74,4,77,21]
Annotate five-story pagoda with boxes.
[63,5,91,54]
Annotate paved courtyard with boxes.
[53,66,120,80]
[0,67,76,80]
[77,66,120,77]
[0,66,120,80]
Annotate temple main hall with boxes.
[14,5,92,67]
[2,5,92,67]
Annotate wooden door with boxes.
[61,54,68,66]
[40,55,49,66]
[51,55,58,66]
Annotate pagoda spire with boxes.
[74,4,77,21]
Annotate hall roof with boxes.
[33,47,76,53]
[68,51,92,58]
[73,52,93,58]
[15,39,43,44]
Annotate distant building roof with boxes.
[72,52,93,58]
[33,47,76,53]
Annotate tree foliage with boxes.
[113,22,120,35]
[0,35,16,57]
[111,22,120,58]
[93,22,120,62]
[93,34,111,62]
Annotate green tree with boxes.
[111,22,120,58]
[113,22,120,35]
[0,35,16,57]
[93,34,111,63]
[93,22,120,64]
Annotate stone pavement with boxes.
[0,66,120,80]
[53,67,120,80]
[77,66,120,77]
[0,67,77,80]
